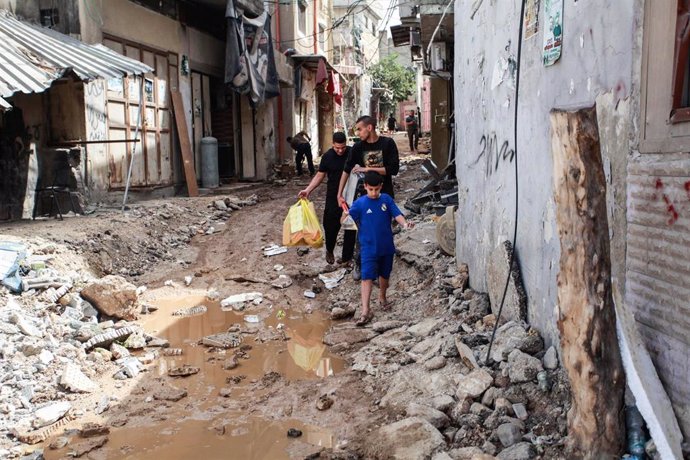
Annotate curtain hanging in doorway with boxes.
[225,1,279,106]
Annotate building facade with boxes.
[453,0,689,442]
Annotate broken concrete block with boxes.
[512,403,528,420]
[407,318,443,337]
[80,275,139,321]
[489,322,543,363]
[424,356,447,371]
[496,422,523,448]
[455,368,493,399]
[213,200,228,210]
[60,363,97,393]
[406,403,450,429]
[80,422,110,438]
[507,349,543,383]
[487,241,527,323]
[110,343,130,360]
[153,385,187,402]
[123,330,147,349]
[430,395,456,413]
[455,337,479,370]
[330,305,356,320]
[496,442,536,460]
[542,346,558,369]
[374,417,445,459]
[271,275,293,289]
[33,401,71,428]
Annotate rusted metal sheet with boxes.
[0,11,151,100]
[626,156,690,437]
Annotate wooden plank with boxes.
[170,89,199,197]
[550,107,624,457]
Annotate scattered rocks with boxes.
[496,422,523,447]
[455,337,479,370]
[425,356,447,371]
[33,402,71,428]
[316,395,334,411]
[512,403,528,421]
[373,417,445,459]
[447,447,484,459]
[487,241,527,323]
[496,442,536,460]
[456,368,493,399]
[49,437,69,450]
[168,365,200,377]
[542,346,558,369]
[80,422,110,438]
[507,350,543,383]
[153,385,188,402]
[406,403,450,429]
[80,275,139,321]
[287,428,303,438]
[223,356,239,370]
[60,363,97,393]
[407,318,443,337]
[323,328,378,346]
[331,304,356,320]
[68,435,108,458]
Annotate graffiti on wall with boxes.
[654,178,682,225]
[86,80,106,142]
[472,133,515,178]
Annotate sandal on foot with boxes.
[379,300,393,311]
[355,312,374,327]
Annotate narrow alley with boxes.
[1,0,689,459]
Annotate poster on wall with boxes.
[523,0,540,39]
[542,0,563,66]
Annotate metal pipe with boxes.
[122,77,145,212]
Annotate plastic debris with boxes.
[263,244,288,256]
[318,268,347,290]
[244,315,260,323]
[303,290,316,299]
[184,275,193,286]
[220,292,263,308]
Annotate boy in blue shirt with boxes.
[342,171,413,326]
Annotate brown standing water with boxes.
[46,294,344,459]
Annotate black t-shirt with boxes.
[318,146,351,204]
[405,115,417,130]
[344,136,399,197]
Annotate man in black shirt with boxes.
[336,115,400,280]
[337,115,400,203]
[287,131,315,176]
[405,110,418,153]
[298,132,356,265]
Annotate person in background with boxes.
[298,132,356,266]
[287,131,315,176]
[342,171,413,326]
[405,110,419,153]
[387,113,397,134]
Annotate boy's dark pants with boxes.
[323,205,355,261]
[407,128,418,151]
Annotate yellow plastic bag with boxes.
[282,199,324,248]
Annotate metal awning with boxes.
[290,54,339,74]
[0,11,152,107]
[390,25,411,47]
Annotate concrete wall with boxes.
[453,0,634,347]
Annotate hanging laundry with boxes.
[316,58,328,85]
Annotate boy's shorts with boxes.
[361,254,394,280]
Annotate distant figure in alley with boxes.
[405,109,419,153]
[287,131,315,176]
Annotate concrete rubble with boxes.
[0,194,259,457]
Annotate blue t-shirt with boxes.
[348,193,402,257]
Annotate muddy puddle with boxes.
[47,294,344,459]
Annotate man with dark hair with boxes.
[287,130,315,176]
[298,132,356,265]
[405,110,418,153]
[336,115,400,279]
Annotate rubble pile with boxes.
[321,246,570,459]
[72,195,258,278]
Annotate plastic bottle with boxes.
[626,405,647,459]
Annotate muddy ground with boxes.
[0,135,571,459]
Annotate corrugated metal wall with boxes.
[626,155,690,438]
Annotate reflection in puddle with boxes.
[87,294,343,459]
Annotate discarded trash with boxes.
[244,315,260,323]
[164,280,174,287]
[304,290,316,299]
[271,274,293,289]
[0,241,26,293]
[318,268,347,290]
[184,275,193,286]
[263,245,288,256]
[220,292,263,310]
[168,365,200,377]
[201,332,242,348]
[276,309,286,320]
[537,370,551,392]
[274,264,284,271]
[287,428,303,438]
[171,305,207,317]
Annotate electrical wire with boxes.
[424,0,453,70]
[484,0,525,365]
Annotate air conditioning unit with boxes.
[430,42,446,71]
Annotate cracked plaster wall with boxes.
[453,0,635,347]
